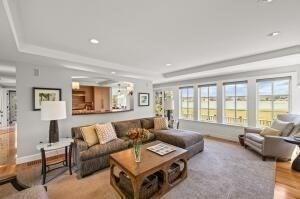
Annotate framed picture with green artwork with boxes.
[33,87,62,111]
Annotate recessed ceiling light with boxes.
[259,0,273,3]
[268,31,280,37]
[166,64,172,66]
[111,71,116,74]
[90,38,99,44]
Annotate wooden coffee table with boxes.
[110,141,188,199]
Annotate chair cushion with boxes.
[260,127,281,137]
[95,123,117,144]
[140,118,155,129]
[112,119,142,137]
[80,138,128,161]
[80,125,99,147]
[154,117,169,130]
[245,133,264,144]
[271,119,294,136]
[152,129,203,149]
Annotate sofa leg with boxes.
[262,156,266,161]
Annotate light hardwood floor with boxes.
[0,131,299,198]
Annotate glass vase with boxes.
[133,142,142,162]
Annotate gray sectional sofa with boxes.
[72,117,204,177]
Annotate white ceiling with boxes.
[1,0,300,84]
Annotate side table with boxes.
[36,138,73,184]
[283,137,300,172]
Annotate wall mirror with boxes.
[71,76,134,115]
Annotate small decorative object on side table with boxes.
[127,128,149,162]
[36,138,73,184]
[283,136,300,172]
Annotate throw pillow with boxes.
[95,123,117,144]
[80,125,99,147]
[154,117,169,130]
[260,127,281,137]
[271,119,294,136]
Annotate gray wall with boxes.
[16,63,154,160]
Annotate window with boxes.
[257,78,290,127]
[179,87,194,120]
[198,84,217,122]
[224,81,248,126]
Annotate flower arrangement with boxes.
[127,128,149,143]
[127,128,149,162]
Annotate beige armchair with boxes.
[244,114,300,161]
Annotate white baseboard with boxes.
[16,148,65,164]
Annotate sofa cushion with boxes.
[140,117,155,129]
[95,123,117,144]
[152,129,203,149]
[245,133,264,144]
[260,127,281,137]
[81,125,99,147]
[154,117,169,130]
[80,138,128,161]
[271,119,294,136]
[112,119,142,137]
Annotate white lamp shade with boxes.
[164,98,174,110]
[41,101,67,121]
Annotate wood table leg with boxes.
[41,148,46,185]
[131,176,143,199]
[69,143,73,175]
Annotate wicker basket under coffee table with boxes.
[110,141,188,199]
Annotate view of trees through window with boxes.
[179,87,194,120]
[257,79,290,127]
[224,82,248,126]
[199,85,217,122]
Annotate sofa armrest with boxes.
[244,127,261,135]
[263,136,296,159]
[75,139,88,152]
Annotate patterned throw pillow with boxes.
[95,123,117,144]
[81,125,99,147]
[154,117,169,130]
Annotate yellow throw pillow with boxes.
[80,125,99,147]
[154,117,169,130]
[260,127,281,137]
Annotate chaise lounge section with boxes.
[72,117,204,177]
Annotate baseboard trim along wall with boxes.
[16,148,65,164]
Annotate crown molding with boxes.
[163,45,300,78]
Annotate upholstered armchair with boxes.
[244,114,300,161]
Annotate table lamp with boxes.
[164,98,174,120]
[41,101,67,143]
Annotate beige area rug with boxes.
[0,139,275,199]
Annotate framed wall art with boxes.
[138,93,150,106]
[33,87,62,111]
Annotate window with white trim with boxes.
[179,87,194,120]
[223,81,248,126]
[198,84,217,122]
[257,78,290,127]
